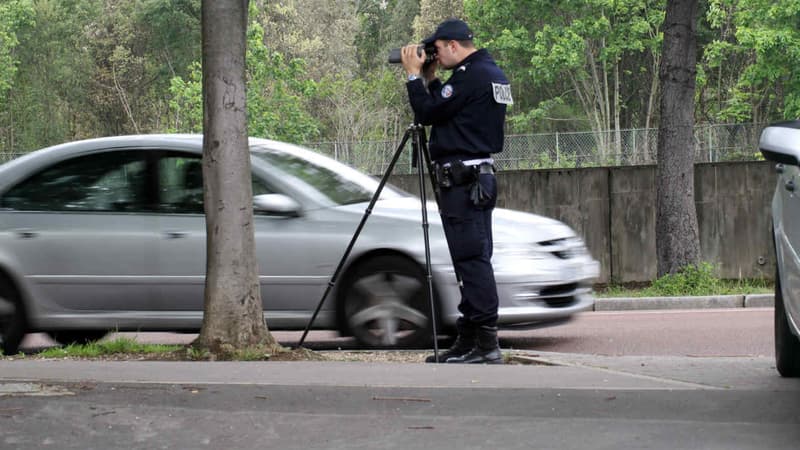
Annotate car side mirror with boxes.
[760,120,800,166]
[253,194,301,217]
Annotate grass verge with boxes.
[32,336,184,359]
[2,336,325,361]
[596,262,773,298]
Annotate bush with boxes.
[647,262,722,296]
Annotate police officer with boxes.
[401,18,512,364]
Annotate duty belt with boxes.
[433,159,495,188]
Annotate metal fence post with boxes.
[555,131,560,164]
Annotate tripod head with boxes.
[409,124,427,169]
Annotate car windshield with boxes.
[250,143,404,205]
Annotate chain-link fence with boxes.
[306,123,768,174]
[0,123,766,174]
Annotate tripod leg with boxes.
[297,126,414,348]
[412,125,440,361]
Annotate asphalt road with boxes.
[1,377,798,450]
[501,307,774,357]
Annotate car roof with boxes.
[2,134,331,165]
[0,134,312,190]
[0,134,399,208]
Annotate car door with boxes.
[0,150,158,312]
[775,162,800,322]
[152,153,326,316]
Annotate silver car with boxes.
[760,120,800,377]
[0,135,599,354]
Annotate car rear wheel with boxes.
[775,268,800,377]
[0,275,27,356]
[342,255,435,349]
[49,330,108,346]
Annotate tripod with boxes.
[297,124,444,361]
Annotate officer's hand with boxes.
[422,59,438,81]
[400,44,424,77]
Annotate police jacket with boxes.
[406,49,511,162]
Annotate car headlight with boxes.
[492,244,550,276]
[492,237,593,276]
[536,236,590,259]
[493,242,548,262]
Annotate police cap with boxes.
[422,18,474,45]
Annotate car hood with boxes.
[339,197,576,244]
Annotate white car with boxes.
[0,135,600,354]
[760,120,800,377]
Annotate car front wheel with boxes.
[341,255,435,349]
[775,268,800,377]
[0,274,26,356]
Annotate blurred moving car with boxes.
[0,135,599,354]
[760,120,800,377]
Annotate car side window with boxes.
[158,156,204,213]
[0,151,149,212]
[157,155,275,214]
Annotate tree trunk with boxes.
[194,0,279,357]
[656,0,700,277]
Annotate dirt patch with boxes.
[3,345,429,363]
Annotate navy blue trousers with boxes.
[437,172,499,326]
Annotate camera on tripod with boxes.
[387,43,437,64]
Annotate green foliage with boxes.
[355,0,419,69]
[599,262,772,297]
[168,15,320,143]
[186,346,210,360]
[506,98,589,134]
[246,20,320,142]
[2,0,201,152]
[702,0,800,122]
[3,0,800,156]
[649,262,722,296]
[35,337,183,358]
[167,61,202,132]
[0,0,34,97]
[465,0,665,134]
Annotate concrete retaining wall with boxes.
[389,160,776,283]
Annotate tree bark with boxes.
[656,0,700,277]
[195,0,279,356]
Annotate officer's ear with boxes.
[445,40,459,55]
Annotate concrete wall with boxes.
[389,161,776,283]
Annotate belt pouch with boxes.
[449,161,478,186]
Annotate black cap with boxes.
[422,18,474,45]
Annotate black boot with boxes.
[425,318,475,363]
[446,325,503,364]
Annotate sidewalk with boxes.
[1,297,794,450]
[0,293,777,389]
[0,350,790,392]
[1,353,797,450]
[593,293,773,311]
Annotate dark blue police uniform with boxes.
[406,48,510,328]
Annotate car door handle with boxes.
[785,180,796,192]
[164,231,189,239]
[15,229,38,239]
[776,163,785,174]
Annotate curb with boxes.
[594,294,773,311]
